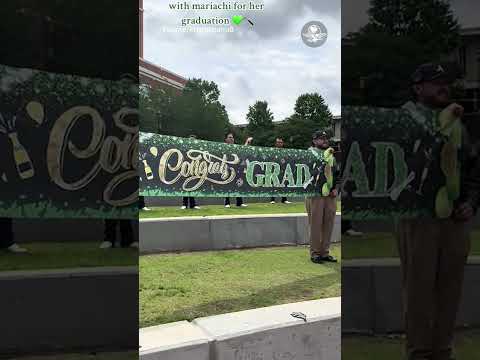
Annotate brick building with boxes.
[139,0,187,91]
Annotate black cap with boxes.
[411,62,455,84]
[312,130,328,140]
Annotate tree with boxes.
[139,84,176,133]
[246,101,274,131]
[165,78,230,141]
[294,93,334,127]
[366,0,460,54]
[276,93,334,149]
[140,78,231,141]
[342,0,460,107]
[183,78,221,104]
[245,101,275,146]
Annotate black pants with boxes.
[271,197,287,203]
[0,218,14,249]
[225,197,243,206]
[342,220,353,234]
[139,196,146,209]
[104,219,134,247]
[182,197,197,208]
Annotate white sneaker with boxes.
[100,241,113,249]
[181,206,187,209]
[225,204,231,208]
[141,207,151,211]
[6,243,28,253]
[270,201,276,204]
[240,204,248,207]
[345,229,363,236]
[130,241,139,249]
[283,201,292,204]
[193,206,201,209]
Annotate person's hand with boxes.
[329,189,338,197]
[454,202,474,221]
[451,103,464,118]
[444,103,464,119]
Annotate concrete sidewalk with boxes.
[140,297,341,360]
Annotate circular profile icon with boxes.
[301,21,328,48]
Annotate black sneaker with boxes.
[310,256,323,264]
[320,255,337,263]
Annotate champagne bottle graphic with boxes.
[143,159,154,180]
[0,113,35,180]
[9,132,35,179]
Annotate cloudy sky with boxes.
[342,0,480,36]
[143,0,341,125]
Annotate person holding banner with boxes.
[306,131,338,264]
[181,197,200,210]
[397,62,480,360]
[182,135,201,210]
[270,137,292,204]
[224,132,249,208]
[139,196,151,211]
[0,218,28,253]
[100,220,138,249]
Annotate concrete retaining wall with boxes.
[342,257,480,334]
[140,297,341,360]
[140,213,341,253]
[0,267,138,355]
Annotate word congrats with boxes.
[139,133,329,198]
[0,64,138,219]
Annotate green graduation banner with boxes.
[139,133,334,198]
[0,65,138,218]
[342,105,463,220]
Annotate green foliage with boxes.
[276,93,334,149]
[294,93,334,125]
[140,78,230,142]
[140,84,176,133]
[246,101,274,129]
[140,84,334,150]
[245,100,276,146]
[366,0,460,54]
[343,0,461,107]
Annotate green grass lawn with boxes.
[140,201,341,218]
[140,244,340,327]
[342,330,480,359]
[343,231,480,259]
[0,243,138,272]
[11,351,137,360]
